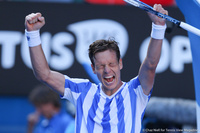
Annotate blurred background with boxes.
[0,0,198,133]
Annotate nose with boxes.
[104,65,111,74]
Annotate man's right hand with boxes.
[25,12,45,31]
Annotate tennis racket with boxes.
[124,0,200,36]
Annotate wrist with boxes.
[151,23,167,40]
[25,29,41,47]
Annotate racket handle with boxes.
[179,22,200,36]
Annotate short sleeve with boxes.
[61,75,92,106]
[128,76,151,105]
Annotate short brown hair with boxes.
[88,39,121,65]
[29,84,61,108]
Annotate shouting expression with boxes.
[91,49,123,96]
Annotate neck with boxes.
[102,81,123,96]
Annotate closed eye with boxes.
[109,62,117,67]
[96,65,104,70]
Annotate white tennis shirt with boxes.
[62,75,151,133]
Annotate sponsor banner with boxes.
[0,2,195,99]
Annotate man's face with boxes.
[91,49,123,96]
[36,103,56,119]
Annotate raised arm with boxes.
[25,13,65,96]
[138,4,168,95]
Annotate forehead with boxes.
[94,50,118,64]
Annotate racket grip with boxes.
[180,22,200,36]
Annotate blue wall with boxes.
[0,96,34,133]
[0,96,67,133]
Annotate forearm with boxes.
[139,4,168,95]
[144,22,166,68]
[27,125,34,133]
[145,38,163,70]
[27,112,39,133]
[27,121,35,133]
[29,45,51,82]
[139,23,166,95]
[139,38,163,95]
[25,27,50,81]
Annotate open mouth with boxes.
[104,76,115,83]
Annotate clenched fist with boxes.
[148,4,168,26]
[25,12,45,31]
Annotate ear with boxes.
[91,64,96,74]
[119,58,123,70]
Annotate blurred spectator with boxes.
[27,84,75,133]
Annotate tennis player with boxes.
[25,4,168,133]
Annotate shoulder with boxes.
[127,76,141,88]
[64,75,90,84]
[64,75,93,92]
